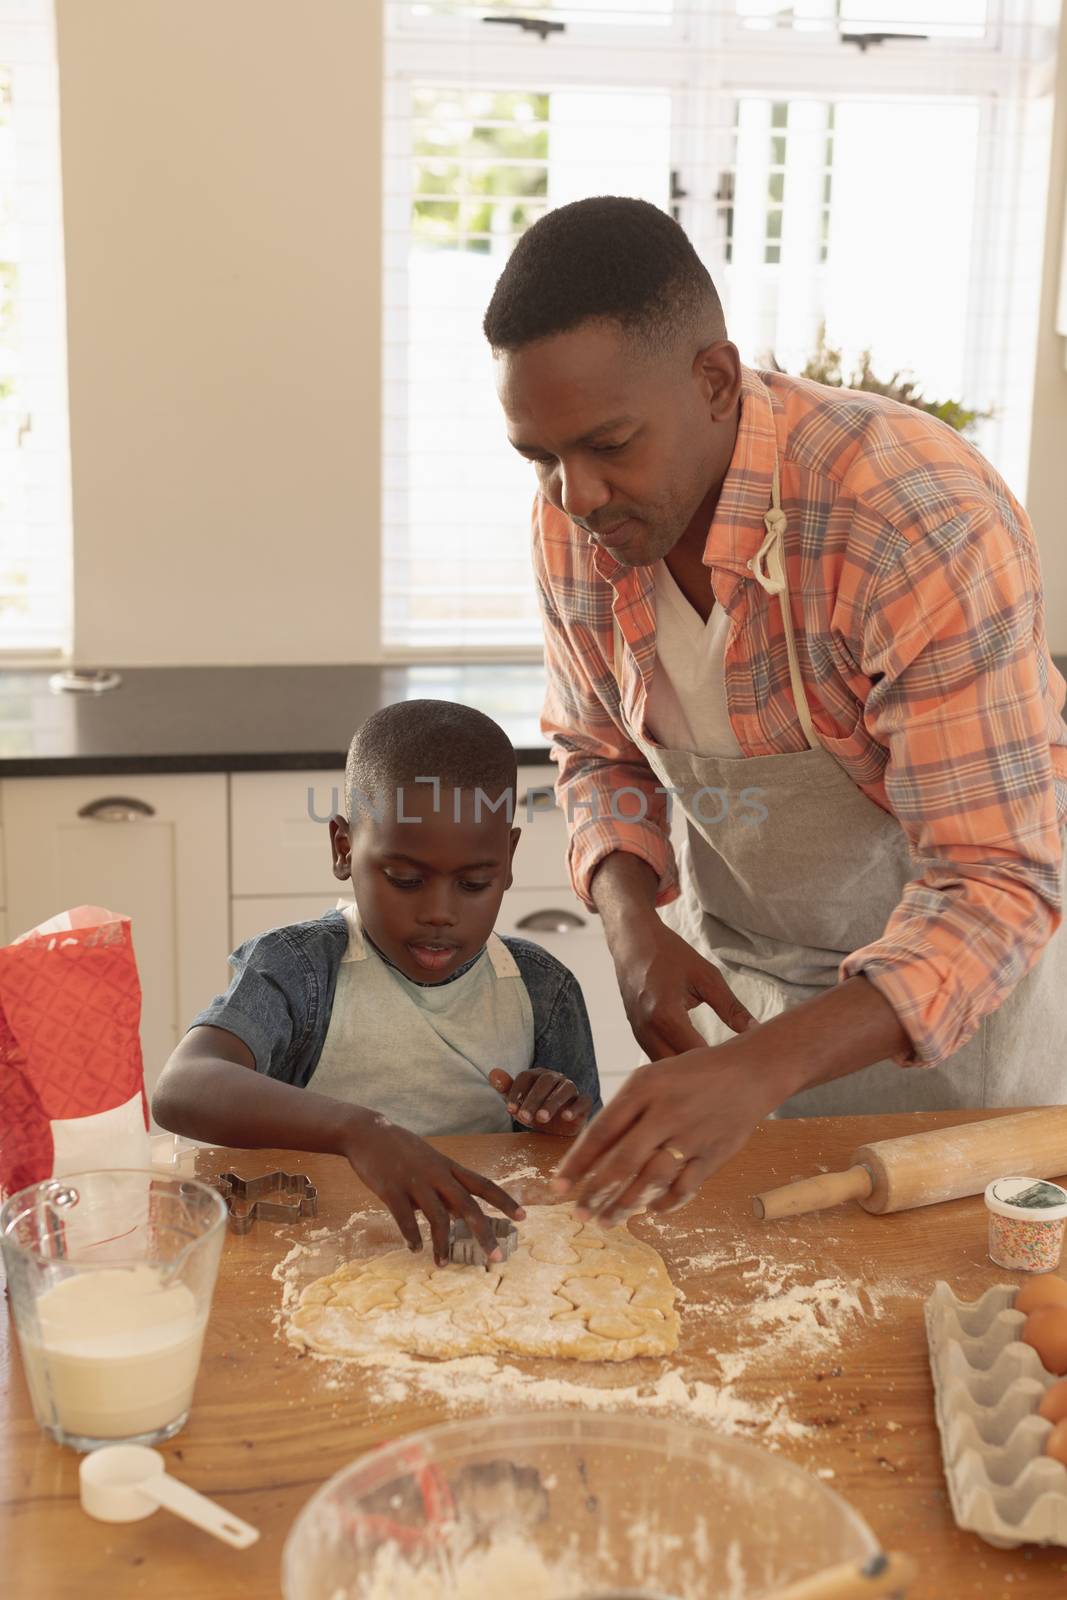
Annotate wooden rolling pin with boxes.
[753,1109,1067,1221]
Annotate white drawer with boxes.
[230,771,344,897]
[511,764,570,891]
[497,886,642,1083]
[231,893,353,949]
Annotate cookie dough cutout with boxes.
[287,1203,679,1363]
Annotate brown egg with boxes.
[1015,1276,1067,1316]
[1023,1306,1067,1376]
[1038,1379,1067,1424]
[1045,1419,1067,1466]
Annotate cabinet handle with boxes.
[515,908,586,934]
[77,796,157,823]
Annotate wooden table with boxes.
[4,1113,1067,1598]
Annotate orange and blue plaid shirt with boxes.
[535,366,1067,1068]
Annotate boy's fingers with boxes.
[418,1187,453,1267]
[515,1071,564,1124]
[556,1092,593,1132]
[535,1080,579,1123]
[455,1165,526,1222]
[383,1188,423,1253]
[505,1069,540,1114]
[488,1068,514,1097]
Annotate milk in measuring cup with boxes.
[22,1265,206,1440]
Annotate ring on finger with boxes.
[660,1144,689,1167]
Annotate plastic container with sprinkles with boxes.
[985,1177,1067,1274]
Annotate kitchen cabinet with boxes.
[230,892,350,949]
[0,774,229,1098]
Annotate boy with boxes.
[153,700,601,1266]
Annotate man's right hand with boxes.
[340,1111,525,1267]
[610,913,754,1060]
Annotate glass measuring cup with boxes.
[1,1169,226,1451]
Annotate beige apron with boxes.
[310,903,532,1135]
[612,462,1067,1113]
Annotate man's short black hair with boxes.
[345,700,518,821]
[483,196,725,355]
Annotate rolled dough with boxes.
[287,1203,679,1362]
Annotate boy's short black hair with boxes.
[345,700,518,821]
[483,195,725,355]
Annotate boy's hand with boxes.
[489,1068,593,1138]
[341,1114,525,1267]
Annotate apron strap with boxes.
[750,456,819,752]
[612,606,626,689]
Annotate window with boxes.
[385,2,1059,654]
[735,0,989,39]
[0,0,72,656]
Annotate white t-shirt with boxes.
[643,560,743,759]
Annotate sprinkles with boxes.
[986,1176,1067,1274]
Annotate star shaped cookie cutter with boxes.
[211,1169,318,1234]
[447,1216,518,1267]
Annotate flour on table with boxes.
[275,1200,903,1450]
[288,1203,678,1362]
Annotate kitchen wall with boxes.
[56,3,1067,665]
[1028,12,1067,655]
[56,0,383,667]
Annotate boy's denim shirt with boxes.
[191,910,603,1123]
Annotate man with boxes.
[483,196,1067,1226]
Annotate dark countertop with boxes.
[2,656,1065,778]
[0,664,553,776]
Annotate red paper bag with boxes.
[0,906,150,1197]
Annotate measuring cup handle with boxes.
[144,1472,259,1549]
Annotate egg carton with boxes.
[925,1281,1067,1548]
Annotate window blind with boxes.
[0,0,71,656]
[383,0,1060,655]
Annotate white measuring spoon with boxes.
[79,1445,259,1549]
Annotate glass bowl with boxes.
[282,1411,879,1599]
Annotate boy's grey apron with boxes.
[310,903,533,1134]
[612,460,1067,1112]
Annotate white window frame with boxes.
[384,0,1056,658]
[0,0,72,662]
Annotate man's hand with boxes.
[552,976,912,1226]
[588,851,752,1058]
[340,1113,525,1266]
[551,1042,772,1225]
[489,1067,593,1137]
[610,915,753,1058]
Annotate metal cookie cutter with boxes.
[211,1170,318,1235]
[447,1217,518,1267]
